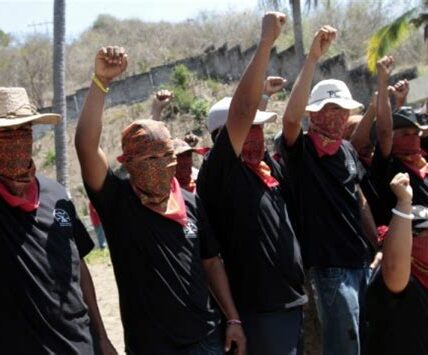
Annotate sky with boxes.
[0,0,260,40]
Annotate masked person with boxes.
[366,172,428,355]
[75,46,245,355]
[373,55,428,226]
[0,87,116,354]
[197,13,307,355]
[281,26,379,355]
[173,138,197,193]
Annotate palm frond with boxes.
[367,8,417,74]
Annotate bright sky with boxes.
[0,0,260,40]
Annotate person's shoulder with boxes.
[36,174,70,199]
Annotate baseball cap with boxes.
[305,79,364,113]
[173,138,193,155]
[207,97,277,134]
[393,106,428,130]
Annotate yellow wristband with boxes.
[92,74,109,94]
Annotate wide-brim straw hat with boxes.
[0,87,60,128]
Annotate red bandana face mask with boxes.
[308,105,350,157]
[0,127,36,196]
[392,133,428,180]
[176,152,196,193]
[118,120,187,226]
[242,125,279,188]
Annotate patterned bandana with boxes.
[0,126,37,199]
[411,236,428,290]
[308,106,349,157]
[242,125,279,188]
[118,120,186,225]
[392,134,428,180]
[175,152,196,193]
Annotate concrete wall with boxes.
[39,42,418,123]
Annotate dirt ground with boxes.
[89,262,322,355]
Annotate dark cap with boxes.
[393,106,428,130]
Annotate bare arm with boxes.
[376,56,394,158]
[282,26,337,147]
[80,260,117,355]
[75,46,128,192]
[382,173,413,293]
[350,96,376,154]
[202,257,246,355]
[226,12,285,157]
[151,90,173,120]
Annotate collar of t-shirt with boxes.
[244,160,279,189]
[307,131,342,158]
[0,179,39,212]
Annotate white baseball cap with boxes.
[305,79,363,113]
[207,97,277,133]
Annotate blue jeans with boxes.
[309,267,371,355]
[241,307,303,355]
[188,329,224,355]
[94,225,107,249]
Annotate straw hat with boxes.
[0,87,60,128]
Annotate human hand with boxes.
[389,79,409,108]
[263,76,287,97]
[152,89,173,112]
[95,46,128,86]
[390,172,413,203]
[261,12,286,45]
[183,132,200,147]
[308,25,337,62]
[376,55,394,84]
[224,323,246,355]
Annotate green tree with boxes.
[0,30,10,47]
[367,1,428,73]
[53,0,69,191]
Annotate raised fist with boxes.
[376,55,394,82]
[308,25,337,62]
[261,12,286,45]
[95,46,128,85]
[390,172,413,203]
[263,76,287,97]
[389,79,409,108]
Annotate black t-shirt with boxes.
[0,175,94,355]
[366,267,428,355]
[85,170,221,354]
[359,160,387,227]
[281,132,372,268]
[372,145,428,226]
[197,127,307,313]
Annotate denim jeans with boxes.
[188,329,224,355]
[94,225,107,249]
[309,267,371,355]
[241,307,303,355]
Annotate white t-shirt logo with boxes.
[53,208,72,227]
[183,221,198,239]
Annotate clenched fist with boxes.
[95,46,128,86]
[261,12,286,45]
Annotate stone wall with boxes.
[39,42,417,123]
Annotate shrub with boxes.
[43,149,56,167]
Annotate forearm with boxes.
[382,201,412,292]
[202,257,240,320]
[283,56,317,127]
[350,104,375,153]
[80,260,109,340]
[226,39,273,149]
[376,77,393,157]
[75,82,107,155]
